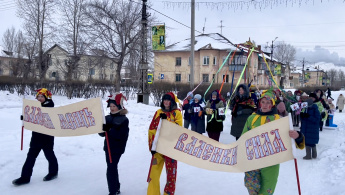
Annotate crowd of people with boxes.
[12,86,344,195]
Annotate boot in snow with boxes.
[43,173,58,181]
[312,146,317,159]
[12,177,30,186]
[303,146,312,160]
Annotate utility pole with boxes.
[190,0,195,90]
[302,58,305,87]
[270,37,278,85]
[137,0,149,104]
[218,20,225,35]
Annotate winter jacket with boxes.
[337,95,345,110]
[230,84,255,138]
[205,90,225,133]
[99,109,129,154]
[242,109,280,195]
[30,99,55,149]
[190,101,206,134]
[300,104,320,146]
[148,106,183,151]
[182,99,193,121]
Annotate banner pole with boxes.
[21,125,24,151]
[147,134,155,182]
[105,132,112,163]
[288,113,301,195]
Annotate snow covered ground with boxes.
[0,90,344,195]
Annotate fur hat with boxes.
[36,88,52,99]
[161,92,178,111]
[260,87,276,106]
[107,93,127,109]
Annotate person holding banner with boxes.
[190,94,206,134]
[205,90,225,141]
[241,88,305,195]
[13,88,58,186]
[99,93,129,195]
[147,92,182,195]
[230,84,255,140]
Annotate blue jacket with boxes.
[301,104,320,145]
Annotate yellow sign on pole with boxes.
[152,25,165,50]
[148,73,153,84]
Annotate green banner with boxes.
[152,25,165,50]
[305,73,310,80]
[274,64,281,76]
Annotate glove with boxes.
[160,113,167,119]
[102,124,111,132]
[20,115,23,120]
[183,99,189,106]
[151,151,156,156]
[198,110,203,117]
[320,112,325,118]
[336,106,338,110]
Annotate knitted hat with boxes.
[36,88,52,99]
[194,94,202,101]
[107,93,127,109]
[187,91,194,98]
[260,87,276,106]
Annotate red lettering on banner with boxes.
[246,129,287,160]
[210,147,223,163]
[271,129,287,153]
[72,112,81,128]
[231,146,237,165]
[192,140,206,158]
[24,105,55,129]
[174,133,188,151]
[58,108,96,130]
[184,136,198,155]
[83,108,95,126]
[202,144,214,160]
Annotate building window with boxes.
[202,74,209,82]
[213,56,217,65]
[74,72,78,79]
[222,75,229,83]
[222,56,228,65]
[188,57,191,66]
[212,74,216,81]
[290,83,294,87]
[51,72,57,78]
[99,73,104,79]
[89,68,95,76]
[176,57,181,66]
[203,56,209,65]
[176,74,181,82]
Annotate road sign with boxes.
[148,74,153,84]
[161,74,164,79]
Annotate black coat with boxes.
[100,110,129,154]
[30,99,55,149]
[182,101,193,120]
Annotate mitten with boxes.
[20,115,23,120]
[102,124,111,132]
[151,151,156,156]
[160,113,167,119]
[198,110,203,117]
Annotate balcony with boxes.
[257,69,265,75]
[229,65,245,72]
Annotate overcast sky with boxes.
[1,0,345,65]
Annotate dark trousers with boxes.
[292,112,300,126]
[21,147,58,178]
[105,151,122,194]
[320,119,324,131]
[207,131,221,142]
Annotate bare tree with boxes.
[327,69,337,86]
[2,27,16,53]
[337,70,345,87]
[57,0,89,82]
[86,0,142,91]
[17,0,56,82]
[273,42,296,65]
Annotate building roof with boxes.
[162,33,237,52]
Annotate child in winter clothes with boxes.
[182,91,193,129]
[190,94,205,134]
[147,92,182,195]
[100,93,129,195]
[230,84,255,140]
[205,90,225,141]
[242,88,305,195]
[13,88,58,186]
[300,95,321,160]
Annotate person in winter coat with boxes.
[13,88,58,186]
[325,99,336,127]
[230,84,255,140]
[336,94,345,112]
[311,92,327,131]
[292,90,302,127]
[182,91,193,129]
[190,94,206,134]
[242,88,305,195]
[300,96,321,160]
[205,90,225,141]
[100,93,129,195]
[326,87,333,100]
[147,92,182,195]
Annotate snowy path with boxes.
[0,91,344,195]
